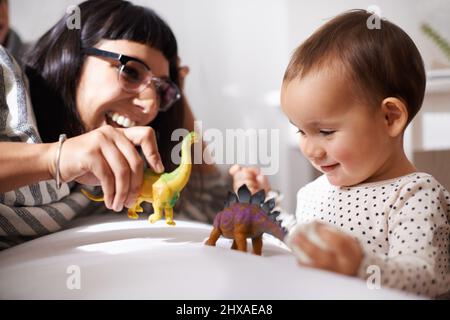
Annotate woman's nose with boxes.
[133,86,159,113]
[132,96,157,114]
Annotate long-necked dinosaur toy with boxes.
[81,131,199,226]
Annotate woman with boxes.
[0,0,240,249]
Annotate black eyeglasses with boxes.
[83,47,181,112]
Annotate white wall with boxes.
[10,0,450,213]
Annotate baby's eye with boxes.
[296,129,305,136]
[319,130,335,136]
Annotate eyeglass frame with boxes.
[82,47,181,112]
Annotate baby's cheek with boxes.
[331,147,366,186]
[298,139,306,155]
[334,143,379,186]
[330,143,361,170]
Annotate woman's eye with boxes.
[122,66,141,82]
[320,130,335,136]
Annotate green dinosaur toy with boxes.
[81,131,199,226]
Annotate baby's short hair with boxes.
[283,9,426,125]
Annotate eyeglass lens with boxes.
[118,61,179,110]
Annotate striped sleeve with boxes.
[0,46,92,249]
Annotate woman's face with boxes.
[76,39,170,131]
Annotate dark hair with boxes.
[25,0,184,170]
[283,9,426,125]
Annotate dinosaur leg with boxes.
[127,209,139,220]
[205,228,221,246]
[127,199,144,219]
[164,207,176,226]
[231,240,238,250]
[234,233,247,253]
[148,203,163,223]
[252,236,263,256]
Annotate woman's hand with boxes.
[49,125,164,212]
[288,222,363,276]
[229,164,270,194]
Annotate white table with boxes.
[0,214,418,299]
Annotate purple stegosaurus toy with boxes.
[205,184,287,255]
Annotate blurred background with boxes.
[8,0,450,213]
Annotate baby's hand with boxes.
[229,164,270,194]
[286,222,363,276]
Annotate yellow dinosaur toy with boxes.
[81,131,199,226]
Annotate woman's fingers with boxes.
[108,130,144,209]
[88,151,115,210]
[119,127,164,173]
[98,126,162,211]
[99,137,131,212]
[62,126,163,211]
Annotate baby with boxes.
[278,10,449,298]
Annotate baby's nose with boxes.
[304,143,326,160]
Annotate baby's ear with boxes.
[381,97,408,137]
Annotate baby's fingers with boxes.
[229,165,260,177]
[292,233,336,269]
[316,224,363,275]
[229,164,241,176]
[317,224,362,260]
[256,173,270,193]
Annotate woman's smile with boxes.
[105,111,136,128]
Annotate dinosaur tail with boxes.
[265,217,288,241]
[81,188,104,202]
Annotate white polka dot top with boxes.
[295,172,450,298]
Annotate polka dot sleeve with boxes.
[357,177,450,298]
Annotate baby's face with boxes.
[281,69,391,187]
